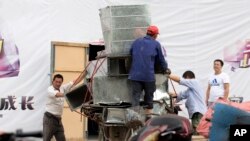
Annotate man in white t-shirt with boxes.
[43,73,85,141]
[206,59,230,107]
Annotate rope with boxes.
[72,51,107,121]
[169,78,177,112]
[84,51,106,104]
[70,61,91,88]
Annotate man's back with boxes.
[178,78,207,118]
[129,35,167,82]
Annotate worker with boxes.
[206,59,230,107]
[128,25,169,120]
[43,72,86,141]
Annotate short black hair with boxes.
[146,32,154,36]
[53,74,63,81]
[182,70,195,79]
[214,59,224,66]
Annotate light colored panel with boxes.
[62,107,86,139]
[52,41,89,140]
[54,45,86,71]
[0,39,3,53]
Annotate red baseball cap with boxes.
[147,25,159,35]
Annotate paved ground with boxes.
[86,135,98,141]
[192,135,208,141]
[15,137,42,141]
[87,138,98,141]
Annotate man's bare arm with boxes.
[168,91,177,98]
[55,92,64,97]
[223,83,230,99]
[167,74,180,83]
[206,84,211,105]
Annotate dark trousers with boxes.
[43,112,66,141]
[191,112,203,135]
[131,80,156,109]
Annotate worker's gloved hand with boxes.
[166,68,171,75]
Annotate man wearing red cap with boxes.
[128,25,169,119]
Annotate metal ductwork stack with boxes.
[99,5,151,55]
[65,4,168,108]
[90,5,152,104]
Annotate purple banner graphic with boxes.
[0,33,20,78]
[224,40,250,71]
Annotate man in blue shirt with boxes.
[128,25,168,117]
[167,70,207,135]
